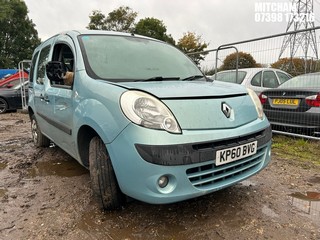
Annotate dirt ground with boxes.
[0,112,319,240]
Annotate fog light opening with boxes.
[158,175,169,188]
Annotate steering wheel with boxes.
[46,61,67,81]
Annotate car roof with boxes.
[297,72,320,76]
[35,30,162,53]
[216,68,287,74]
[42,30,157,44]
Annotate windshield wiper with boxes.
[135,76,180,82]
[181,75,205,81]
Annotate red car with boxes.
[0,70,29,88]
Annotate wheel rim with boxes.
[31,119,38,144]
[0,99,6,113]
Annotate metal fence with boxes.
[18,60,31,111]
[192,26,320,140]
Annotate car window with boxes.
[36,45,51,85]
[79,35,202,82]
[262,71,278,88]
[276,71,290,84]
[214,71,247,84]
[29,51,39,83]
[251,71,262,86]
[279,74,320,88]
[51,43,74,87]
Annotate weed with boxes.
[272,134,320,166]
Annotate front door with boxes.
[43,35,77,157]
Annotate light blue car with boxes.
[28,30,272,209]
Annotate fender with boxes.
[74,98,130,144]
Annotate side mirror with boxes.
[46,61,66,83]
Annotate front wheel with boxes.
[89,136,125,210]
[0,98,8,114]
[31,114,50,147]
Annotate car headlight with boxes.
[120,90,181,134]
[247,88,264,120]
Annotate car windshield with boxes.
[78,35,203,82]
[213,71,247,84]
[279,73,320,88]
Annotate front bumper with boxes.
[107,120,272,204]
[135,126,271,166]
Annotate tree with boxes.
[177,32,208,66]
[271,57,319,76]
[220,51,261,70]
[105,6,137,32]
[87,6,137,33]
[87,10,106,30]
[0,0,41,68]
[134,17,175,45]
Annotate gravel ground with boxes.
[0,112,319,240]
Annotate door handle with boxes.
[40,94,50,102]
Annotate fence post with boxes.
[215,45,239,82]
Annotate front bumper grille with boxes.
[186,145,268,190]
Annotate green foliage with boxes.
[87,10,106,30]
[0,0,41,68]
[271,57,319,76]
[105,6,137,32]
[202,66,216,76]
[87,6,137,33]
[220,51,261,70]
[134,17,175,45]
[177,32,209,66]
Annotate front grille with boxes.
[186,146,267,190]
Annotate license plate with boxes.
[215,141,257,166]
[272,98,299,106]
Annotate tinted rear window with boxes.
[279,74,320,88]
[214,71,247,84]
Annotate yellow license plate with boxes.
[272,98,299,106]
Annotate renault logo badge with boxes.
[222,102,232,118]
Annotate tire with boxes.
[89,136,125,210]
[0,98,8,114]
[31,114,50,147]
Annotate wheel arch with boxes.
[0,97,9,113]
[77,124,99,168]
[74,98,130,167]
[28,106,35,119]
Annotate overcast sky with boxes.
[23,0,319,43]
[23,0,320,66]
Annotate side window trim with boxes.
[29,51,39,84]
[35,44,52,85]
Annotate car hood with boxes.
[114,81,247,98]
[113,81,260,130]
